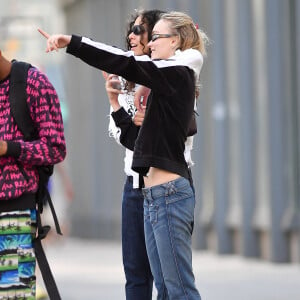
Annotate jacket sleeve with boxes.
[111,107,139,151]
[6,68,66,166]
[108,105,121,144]
[66,35,181,96]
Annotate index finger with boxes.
[37,28,50,39]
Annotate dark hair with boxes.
[126,9,165,54]
[124,9,165,91]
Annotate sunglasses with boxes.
[131,24,146,35]
[151,33,178,42]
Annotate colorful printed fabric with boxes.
[0,67,66,200]
[0,209,37,299]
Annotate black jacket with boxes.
[67,35,203,179]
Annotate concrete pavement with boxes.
[43,237,300,299]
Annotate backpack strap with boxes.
[9,60,62,300]
[34,238,62,300]
[9,61,37,140]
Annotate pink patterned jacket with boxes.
[0,67,66,200]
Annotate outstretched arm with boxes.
[38,30,177,95]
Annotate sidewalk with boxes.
[44,237,300,300]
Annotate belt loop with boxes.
[143,186,151,200]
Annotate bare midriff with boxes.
[143,167,180,188]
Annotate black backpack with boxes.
[9,60,62,300]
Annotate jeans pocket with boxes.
[149,204,159,225]
[166,184,194,205]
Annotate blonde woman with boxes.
[39,11,207,299]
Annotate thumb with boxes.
[102,71,108,80]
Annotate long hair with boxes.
[124,9,165,91]
[126,9,165,54]
[160,11,209,56]
[161,12,209,98]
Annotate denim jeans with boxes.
[122,176,153,300]
[143,177,201,300]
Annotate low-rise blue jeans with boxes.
[143,177,201,300]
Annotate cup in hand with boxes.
[111,76,122,90]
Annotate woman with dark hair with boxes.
[104,9,164,300]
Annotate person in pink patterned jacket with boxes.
[0,51,66,200]
[0,49,66,298]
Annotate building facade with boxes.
[2,0,298,263]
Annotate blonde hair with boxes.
[160,11,209,56]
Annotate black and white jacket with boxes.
[108,80,196,188]
[67,35,203,179]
